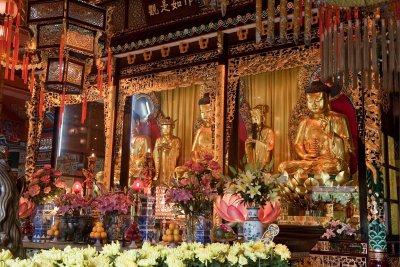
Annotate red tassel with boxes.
[11,29,19,81]
[29,70,34,93]
[5,17,13,80]
[326,7,332,31]
[39,88,44,120]
[335,8,340,25]
[5,0,9,15]
[354,7,358,20]
[81,94,87,124]
[59,34,64,82]
[22,55,26,84]
[0,18,6,56]
[9,0,14,16]
[299,0,303,27]
[107,48,112,86]
[59,91,65,128]
[97,67,102,97]
[346,8,351,21]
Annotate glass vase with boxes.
[185,214,197,243]
[243,207,263,242]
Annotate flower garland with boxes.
[0,241,290,267]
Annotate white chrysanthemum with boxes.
[274,244,291,260]
[0,249,13,261]
[227,254,238,265]
[115,250,140,267]
[101,242,121,257]
[89,254,111,267]
[238,255,248,265]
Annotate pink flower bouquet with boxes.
[322,220,357,240]
[92,192,133,215]
[23,165,66,205]
[54,193,90,216]
[166,153,224,218]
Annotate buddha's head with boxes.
[305,81,330,115]
[199,93,213,124]
[159,117,175,136]
[250,105,268,126]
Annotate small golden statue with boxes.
[245,105,274,169]
[279,81,354,184]
[129,120,151,185]
[153,117,181,187]
[192,93,213,161]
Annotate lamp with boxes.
[27,0,106,123]
[132,179,144,192]
[72,180,82,194]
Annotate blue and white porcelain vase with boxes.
[243,207,262,242]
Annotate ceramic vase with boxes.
[243,207,263,242]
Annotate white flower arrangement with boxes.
[0,241,291,267]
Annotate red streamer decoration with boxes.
[4,17,13,80]
[299,0,303,27]
[97,67,103,97]
[335,7,340,25]
[346,8,351,21]
[59,91,65,129]
[354,7,359,20]
[81,94,87,124]
[39,88,44,120]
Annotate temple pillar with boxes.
[103,84,116,190]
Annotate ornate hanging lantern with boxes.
[27,0,106,121]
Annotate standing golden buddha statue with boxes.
[153,117,181,187]
[192,93,213,161]
[278,81,355,184]
[245,105,274,169]
[129,119,151,185]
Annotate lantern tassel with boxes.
[5,17,13,80]
[81,94,87,125]
[59,91,65,129]
[11,28,20,81]
[59,34,64,82]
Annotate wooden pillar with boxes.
[120,96,132,189]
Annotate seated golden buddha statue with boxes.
[278,81,354,184]
[129,119,151,185]
[153,117,181,187]
[245,105,274,169]
[192,93,213,161]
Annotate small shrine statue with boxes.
[129,118,151,185]
[278,81,355,183]
[0,151,24,257]
[154,117,181,187]
[93,171,108,196]
[192,93,214,161]
[245,105,274,169]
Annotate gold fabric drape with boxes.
[160,85,201,165]
[242,67,300,171]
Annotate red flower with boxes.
[43,187,51,194]
[43,164,52,170]
[40,175,51,184]
[28,185,40,197]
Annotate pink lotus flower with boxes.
[43,187,51,194]
[28,185,40,197]
[40,175,51,184]
[19,197,36,219]
[215,194,280,223]
[191,162,205,172]
[43,164,52,170]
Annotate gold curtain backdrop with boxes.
[160,85,202,165]
[242,67,301,172]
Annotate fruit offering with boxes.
[124,222,142,242]
[211,224,236,243]
[162,223,181,244]
[89,221,107,240]
[47,220,60,239]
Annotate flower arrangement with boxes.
[23,164,66,205]
[0,241,291,267]
[322,220,357,240]
[226,161,281,207]
[166,153,224,218]
[54,193,90,216]
[92,192,132,215]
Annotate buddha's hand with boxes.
[303,153,318,160]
